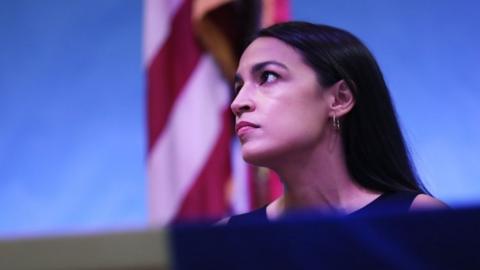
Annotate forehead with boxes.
[237,37,305,71]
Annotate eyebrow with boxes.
[234,60,288,84]
[251,60,288,74]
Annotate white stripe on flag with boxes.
[143,0,183,67]
[147,55,230,225]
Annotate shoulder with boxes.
[409,194,449,211]
[215,217,230,226]
[219,206,269,226]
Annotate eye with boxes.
[233,75,244,95]
[233,81,243,94]
[259,71,279,85]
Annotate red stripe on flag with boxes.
[272,0,290,23]
[174,109,232,221]
[147,0,202,150]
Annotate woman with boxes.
[225,21,446,224]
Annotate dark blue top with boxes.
[228,191,420,225]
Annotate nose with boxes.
[230,88,255,117]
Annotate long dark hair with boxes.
[255,21,427,193]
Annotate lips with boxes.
[235,121,259,134]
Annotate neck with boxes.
[266,132,380,219]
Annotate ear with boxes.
[328,80,355,118]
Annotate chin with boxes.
[242,152,266,167]
[241,143,283,168]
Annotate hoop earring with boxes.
[332,113,341,130]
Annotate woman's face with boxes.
[231,37,332,166]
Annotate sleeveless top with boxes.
[227,191,420,225]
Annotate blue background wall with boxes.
[0,0,478,236]
[0,1,145,236]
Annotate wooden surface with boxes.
[0,229,170,270]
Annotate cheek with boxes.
[270,102,326,141]
[241,119,324,165]
[272,120,323,148]
[240,91,328,165]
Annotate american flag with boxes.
[144,0,289,226]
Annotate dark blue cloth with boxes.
[228,191,419,225]
[171,205,480,270]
